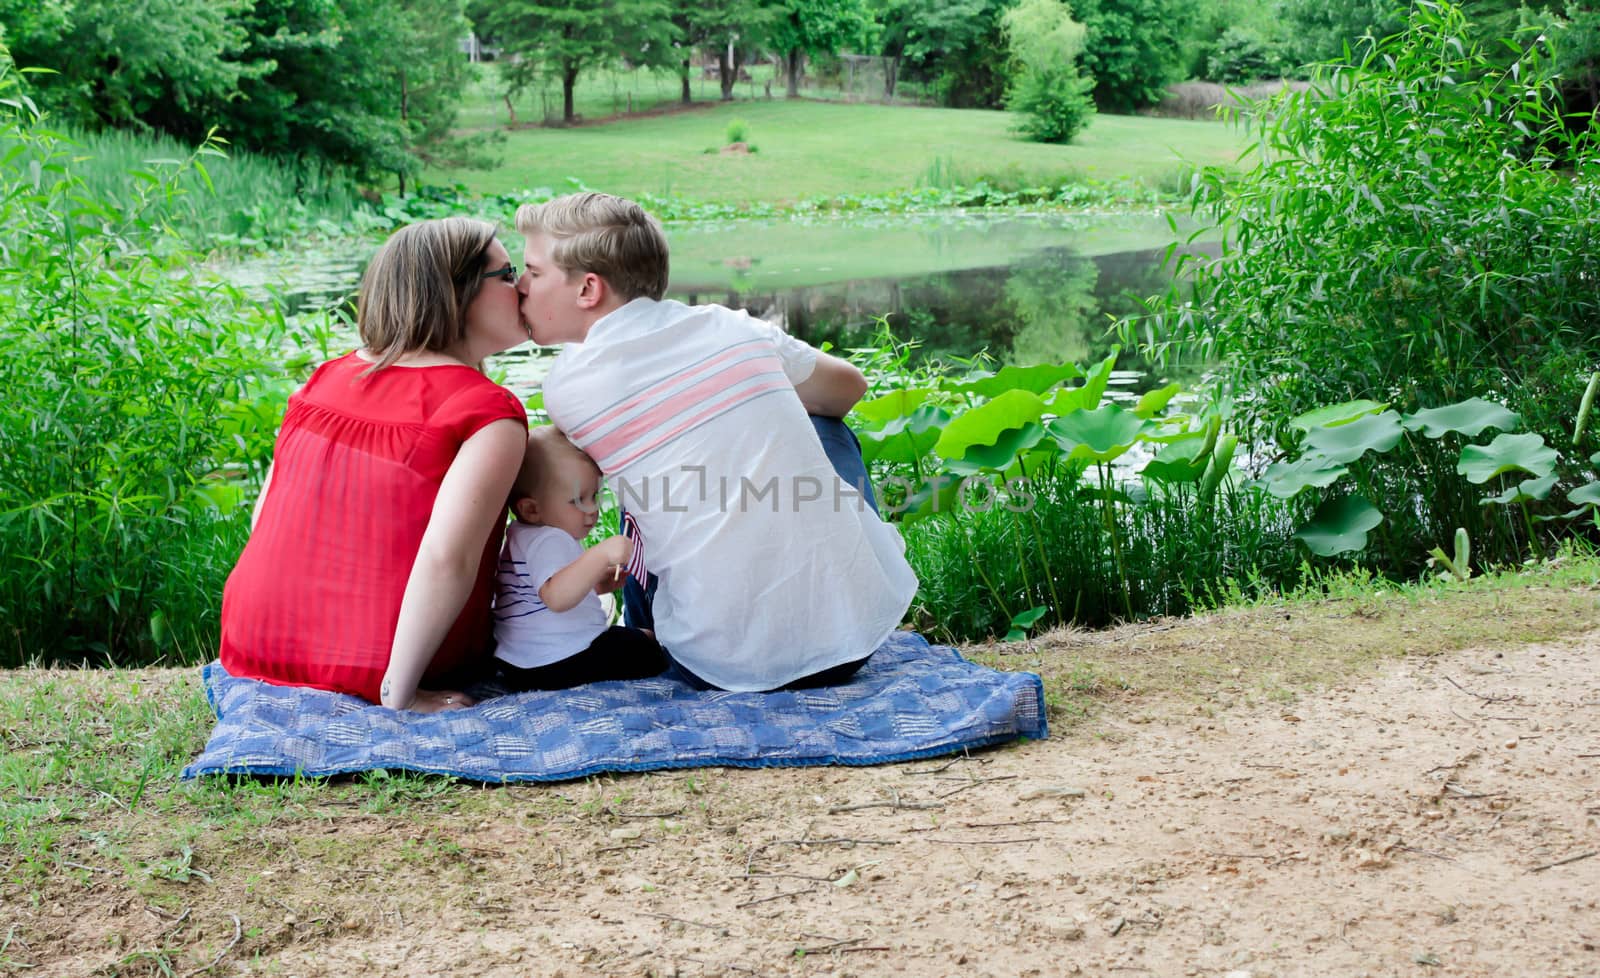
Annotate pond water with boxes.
[225,211,1195,401]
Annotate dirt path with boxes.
[224,629,1597,978]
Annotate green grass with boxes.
[432,83,1253,204]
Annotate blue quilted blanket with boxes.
[182,631,1046,782]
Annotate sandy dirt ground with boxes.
[247,630,1600,978]
[11,627,1599,978]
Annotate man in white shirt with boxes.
[514,192,919,692]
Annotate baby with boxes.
[489,426,665,691]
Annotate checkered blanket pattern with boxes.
[181,631,1047,782]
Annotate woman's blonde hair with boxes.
[515,192,669,302]
[357,217,500,372]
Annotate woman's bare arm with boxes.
[380,418,526,711]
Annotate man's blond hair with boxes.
[515,192,669,302]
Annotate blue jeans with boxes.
[621,415,878,686]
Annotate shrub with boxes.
[1204,26,1286,83]
[1007,66,1097,144]
[724,117,749,144]
[1130,1,1600,572]
[0,60,280,666]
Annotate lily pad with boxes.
[1259,457,1350,499]
[1401,397,1520,438]
[1293,494,1385,557]
[1481,475,1558,506]
[1289,399,1387,432]
[1456,433,1557,484]
[1302,410,1404,464]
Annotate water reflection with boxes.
[221,229,1195,402]
[673,246,1177,386]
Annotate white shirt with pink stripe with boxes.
[542,298,919,692]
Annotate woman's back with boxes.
[219,352,525,701]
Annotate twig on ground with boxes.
[924,836,1041,846]
[902,751,983,775]
[1444,675,1516,704]
[937,775,1018,800]
[828,800,943,814]
[1206,851,1272,860]
[962,818,1061,829]
[739,871,838,883]
[1442,782,1501,799]
[736,886,817,909]
[606,807,685,819]
[1529,851,1596,873]
[640,911,725,932]
[595,844,650,855]
[1396,845,1454,861]
[183,914,241,977]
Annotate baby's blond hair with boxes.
[512,426,598,510]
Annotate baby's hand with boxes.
[594,534,633,592]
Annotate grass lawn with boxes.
[431,68,1252,204]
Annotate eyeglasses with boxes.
[481,263,519,284]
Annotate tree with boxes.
[1275,0,1406,68]
[0,0,260,130]
[1068,0,1198,113]
[481,0,674,123]
[670,0,781,103]
[767,0,877,98]
[878,0,1011,108]
[1002,0,1094,142]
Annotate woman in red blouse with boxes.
[220,217,530,712]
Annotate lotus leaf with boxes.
[1456,433,1557,484]
[899,472,968,524]
[933,390,1046,461]
[1565,481,1600,507]
[1005,606,1050,642]
[859,405,950,465]
[1289,399,1387,432]
[853,388,934,425]
[1401,397,1520,438]
[1141,429,1215,485]
[1134,383,1182,419]
[1259,457,1350,499]
[1049,351,1118,414]
[947,422,1047,473]
[1046,405,1153,464]
[1481,475,1558,506]
[951,364,1081,399]
[1293,494,1384,556]
[1302,410,1404,464]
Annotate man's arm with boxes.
[792,350,868,418]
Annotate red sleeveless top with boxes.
[219,352,527,702]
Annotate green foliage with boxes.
[1133,1,1600,571]
[878,0,1013,108]
[1000,0,1095,144]
[1204,26,1288,83]
[0,62,280,667]
[768,0,879,97]
[1069,0,1200,112]
[4,0,483,183]
[724,117,750,144]
[481,0,677,122]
